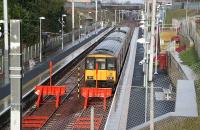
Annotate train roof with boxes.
[115,27,130,33]
[104,32,126,43]
[89,27,130,57]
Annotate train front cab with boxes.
[85,55,117,88]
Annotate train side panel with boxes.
[84,26,132,89]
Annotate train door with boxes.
[95,58,106,82]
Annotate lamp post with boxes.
[115,9,117,25]
[61,14,66,50]
[186,0,188,35]
[79,13,83,42]
[88,12,92,35]
[105,10,108,23]
[121,10,124,21]
[119,10,121,23]
[144,0,149,122]
[0,20,4,76]
[79,14,81,42]
[39,17,45,62]
[101,10,103,27]
[95,0,98,34]
[72,0,75,42]
[3,0,9,84]
[154,13,159,75]
[149,0,156,129]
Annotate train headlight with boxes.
[107,76,113,80]
[87,76,93,79]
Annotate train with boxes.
[84,26,132,90]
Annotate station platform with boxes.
[105,26,198,129]
[0,26,113,116]
[105,27,139,130]
[104,27,182,130]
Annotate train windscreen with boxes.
[86,58,95,70]
[107,58,115,70]
[96,58,106,70]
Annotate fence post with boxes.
[90,106,94,130]
[0,56,3,74]
[37,43,40,57]
[34,44,37,58]
[22,48,24,64]
[27,46,30,61]
[25,48,27,63]
[30,45,33,59]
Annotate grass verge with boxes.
[180,46,200,113]
[179,46,199,66]
[165,9,198,24]
[161,45,200,130]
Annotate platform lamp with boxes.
[104,10,108,24]
[88,11,94,34]
[79,13,84,42]
[62,14,67,50]
[154,13,160,75]
[95,0,98,34]
[39,16,45,62]
[88,11,96,33]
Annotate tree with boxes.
[7,0,65,45]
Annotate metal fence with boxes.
[173,18,200,57]
[0,23,101,73]
[0,56,3,75]
[21,23,100,66]
[168,52,187,87]
[172,2,200,10]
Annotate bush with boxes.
[179,47,199,66]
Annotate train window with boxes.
[107,58,115,70]
[86,58,95,70]
[96,58,106,70]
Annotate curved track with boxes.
[39,22,136,130]
[3,21,136,130]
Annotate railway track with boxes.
[2,24,136,130]
[39,24,136,130]
[22,23,136,130]
[22,56,113,130]
[22,58,85,130]
[20,29,115,130]
[0,27,114,129]
[41,93,113,130]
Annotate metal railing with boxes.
[172,2,200,10]
[21,23,101,66]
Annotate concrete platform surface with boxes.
[104,28,139,130]
[175,80,198,117]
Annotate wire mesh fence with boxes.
[126,25,200,130]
